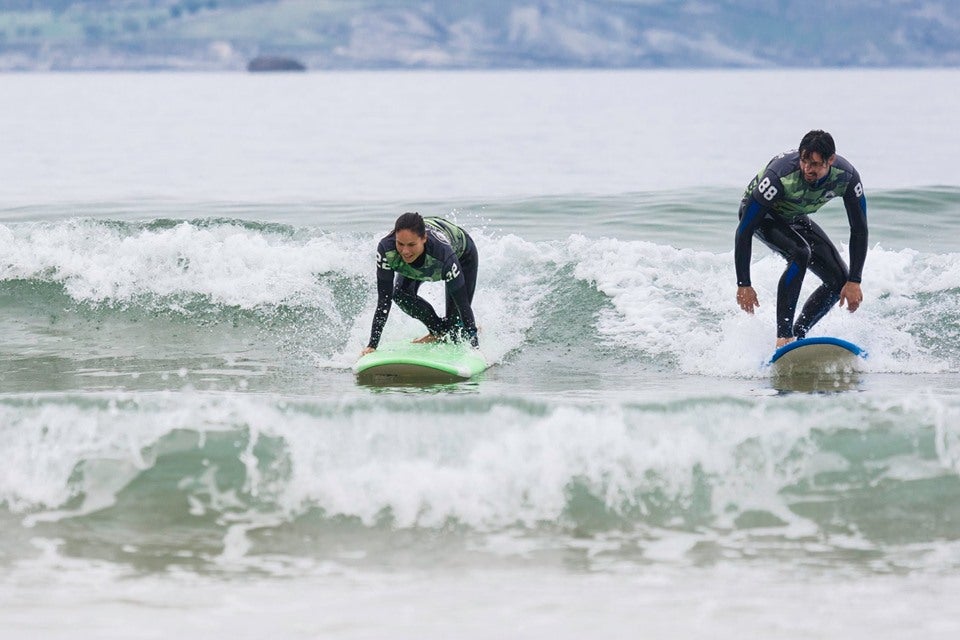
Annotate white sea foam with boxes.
[4,219,958,376]
[3,389,958,534]
[1,219,361,309]
[567,237,958,375]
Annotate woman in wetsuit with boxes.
[362,212,479,355]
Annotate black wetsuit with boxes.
[735,150,868,339]
[367,217,479,349]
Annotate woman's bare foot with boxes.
[775,337,796,348]
[412,334,438,344]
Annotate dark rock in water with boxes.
[247,56,306,72]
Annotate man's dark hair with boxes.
[799,130,836,161]
[394,212,426,237]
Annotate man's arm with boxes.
[734,168,782,313]
[735,171,781,287]
[843,175,868,283]
[735,198,763,287]
[838,175,868,313]
[734,197,770,314]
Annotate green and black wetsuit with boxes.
[367,217,479,349]
[735,150,868,339]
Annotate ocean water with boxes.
[2,69,960,639]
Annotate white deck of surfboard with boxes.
[772,341,862,369]
[768,337,866,391]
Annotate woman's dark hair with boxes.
[394,212,426,237]
[799,130,836,161]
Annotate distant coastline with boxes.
[0,0,958,71]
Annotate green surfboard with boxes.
[354,341,489,385]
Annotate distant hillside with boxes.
[2,0,959,70]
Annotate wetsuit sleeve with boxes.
[443,258,479,348]
[734,171,782,287]
[842,174,868,283]
[367,247,395,349]
[735,200,762,287]
[446,283,479,347]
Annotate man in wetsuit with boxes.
[361,212,479,355]
[735,130,868,347]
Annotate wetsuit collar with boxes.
[410,248,426,268]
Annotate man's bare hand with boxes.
[737,286,759,314]
[839,282,863,313]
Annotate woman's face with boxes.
[395,228,427,263]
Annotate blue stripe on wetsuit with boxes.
[784,261,801,286]
[737,199,762,238]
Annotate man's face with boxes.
[800,151,835,184]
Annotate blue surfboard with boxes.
[769,336,866,368]
[355,340,488,385]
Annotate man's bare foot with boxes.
[412,334,438,344]
[775,337,796,348]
